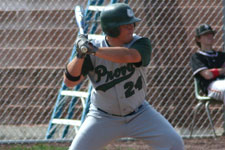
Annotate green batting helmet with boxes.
[100,3,141,37]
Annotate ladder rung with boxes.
[61,90,89,98]
[86,20,101,23]
[52,119,81,126]
[88,34,104,40]
[88,5,105,11]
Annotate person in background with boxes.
[190,24,225,104]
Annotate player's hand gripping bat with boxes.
[74,6,98,58]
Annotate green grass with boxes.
[6,144,137,150]
[2,143,139,150]
[8,144,68,150]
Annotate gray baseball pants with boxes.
[69,102,184,150]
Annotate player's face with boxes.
[198,33,215,47]
[118,23,135,43]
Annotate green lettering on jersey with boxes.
[95,64,135,92]
[95,65,107,82]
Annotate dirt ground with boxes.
[106,136,225,150]
[0,136,225,150]
[183,136,225,150]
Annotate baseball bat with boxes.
[74,5,88,53]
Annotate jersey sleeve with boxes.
[81,55,94,76]
[190,53,208,76]
[131,37,152,67]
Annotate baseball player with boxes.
[64,3,184,150]
[190,24,225,103]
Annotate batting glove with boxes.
[75,34,98,58]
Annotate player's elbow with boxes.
[126,50,141,63]
[64,79,76,88]
[63,74,79,88]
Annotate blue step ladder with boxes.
[45,0,128,139]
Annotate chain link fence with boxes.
[0,0,224,143]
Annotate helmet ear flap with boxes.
[104,27,120,37]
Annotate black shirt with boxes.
[190,50,225,94]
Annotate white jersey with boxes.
[82,35,151,116]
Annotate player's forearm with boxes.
[95,47,141,63]
[200,68,225,80]
[220,68,225,76]
[64,58,85,87]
